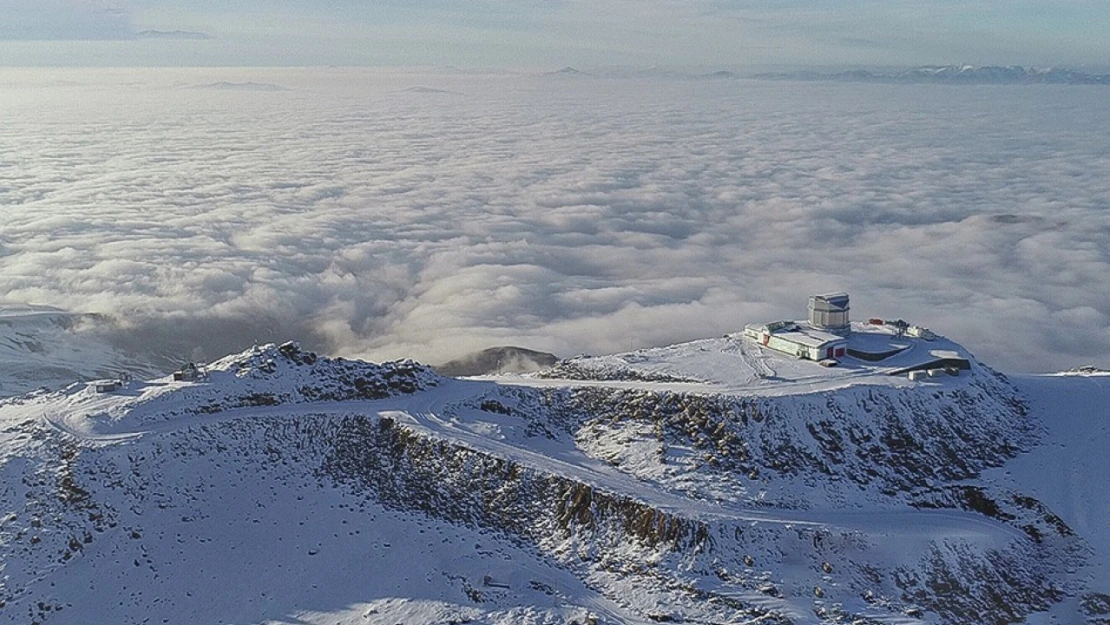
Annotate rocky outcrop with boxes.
[496,368,1034,499]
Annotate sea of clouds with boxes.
[1,67,1107,372]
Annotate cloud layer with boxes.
[0,0,132,40]
[5,1,1110,67]
[1,68,1108,373]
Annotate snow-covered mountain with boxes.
[0,330,1106,625]
[752,65,1110,85]
[0,305,161,400]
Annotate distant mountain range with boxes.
[538,64,1110,84]
[752,64,1110,85]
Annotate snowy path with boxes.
[733,337,775,381]
[36,379,1027,549]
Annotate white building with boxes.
[744,321,848,362]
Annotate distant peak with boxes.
[135,29,213,40]
[549,66,585,76]
[399,86,457,95]
[435,346,558,377]
[190,81,291,92]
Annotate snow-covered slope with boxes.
[0,336,1103,625]
[523,322,972,394]
[981,372,1110,622]
[0,306,161,399]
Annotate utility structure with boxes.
[807,292,851,335]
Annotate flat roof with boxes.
[774,327,847,349]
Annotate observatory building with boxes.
[807,292,851,335]
[741,291,971,374]
[743,292,852,362]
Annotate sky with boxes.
[1,68,1107,373]
[1,0,1110,68]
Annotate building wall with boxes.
[809,308,849,330]
[766,335,809,359]
[746,326,847,361]
[765,335,847,361]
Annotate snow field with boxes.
[0,340,1101,624]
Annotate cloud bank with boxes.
[1,68,1107,373]
[0,0,132,40]
[6,1,1110,67]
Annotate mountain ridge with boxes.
[0,335,1104,624]
[751,64,1110,85]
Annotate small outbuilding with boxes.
[95,380,121,393]
[173,362,204,382]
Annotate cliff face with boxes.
[530,368,1032,495]
[0,343,1089,625]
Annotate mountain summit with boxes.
[0,331,1106,624]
